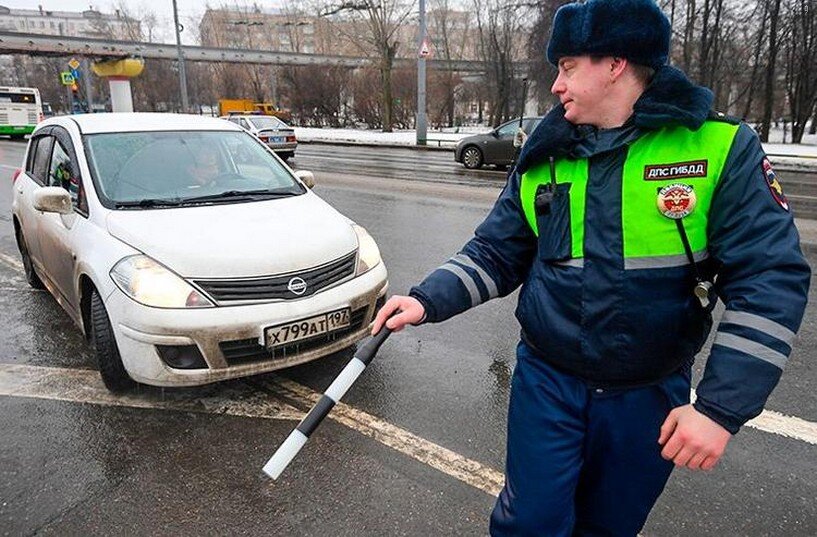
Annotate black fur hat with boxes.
[547,0,671,69]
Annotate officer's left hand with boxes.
[658,404,732,471]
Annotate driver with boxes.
[185,146,222,188]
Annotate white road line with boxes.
[0,251,24,271]
[0,164,19,170]
[0,363,302,421]
[261,376,506,496]
[0,251,815,494]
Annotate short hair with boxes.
[630,63,656,86]
[588,56,655,87]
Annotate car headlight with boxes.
[353,224,381,276]
[110,255,213,308]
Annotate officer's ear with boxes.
[610,57,628,82]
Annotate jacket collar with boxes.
[516,65,714,175]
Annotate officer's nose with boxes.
[551,74,565,96]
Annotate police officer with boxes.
[373,0,810,534]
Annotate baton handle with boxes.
[262,326,393,479]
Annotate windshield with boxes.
[248,116,287,130]
[84,130,305,208]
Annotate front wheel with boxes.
[461,146,483,169]
[90,289,136,393]
[15,227,44,289]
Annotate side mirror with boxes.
[294,170,316,189]
[33,187,73,214]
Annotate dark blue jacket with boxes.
[409,66,811,433]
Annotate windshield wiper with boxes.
[115,198,184,209]
[182,189,298,203]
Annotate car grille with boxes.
[193,251,356,304]
[220,307,368,366]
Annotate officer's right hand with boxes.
[371,295,425,335]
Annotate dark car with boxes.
[454,117,542,169]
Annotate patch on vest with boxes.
[762,158,789,211]
[644,160,708,181]
[657,183,697,219]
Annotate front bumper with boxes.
[107,262,387,386]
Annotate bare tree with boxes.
[782,0,817,143]
[473,0,532,126]
[760,0,784,142]
[320,0,416,132]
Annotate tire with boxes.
[15,226,44,289]
[461,146,484,169]
[280,151,294,161]
[90,289,136,393]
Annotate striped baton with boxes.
[262,326,392,479]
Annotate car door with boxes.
[487,121,518,165]
[15,132,54,269]
[37,127,88,314]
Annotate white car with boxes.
[221,114,297,160]
[11,113,387,392]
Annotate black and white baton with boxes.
[262,326,393,479]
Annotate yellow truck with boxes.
[217,99,292,123]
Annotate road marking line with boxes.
[261,376,506,496]
[0,363,302,421]
[0,252,24,272]
[0,164,19,170]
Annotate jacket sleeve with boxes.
[408,170,537,323]
[695,123,811,433]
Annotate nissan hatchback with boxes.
[11,113,387,392]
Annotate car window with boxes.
[84,130,305,208]
[238,118,251,130]
[496,122,517,138]
[227,117,240,125]
[248,116,286,130]
[29,136,54,186]
[523,118,541,134]
[48,139,86,212]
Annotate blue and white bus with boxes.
[0,86,43,139]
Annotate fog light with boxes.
[156,345,207,369]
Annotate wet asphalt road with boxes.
[1,139,816,536]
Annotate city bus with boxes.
[0,86,43,139]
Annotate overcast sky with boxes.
[2,0,288,43]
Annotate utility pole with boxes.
[416,0,427,146]
[172,0,189,112]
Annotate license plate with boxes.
[265,308,351,349]
[271,136,284,144]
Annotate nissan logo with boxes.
[287,277,308,295]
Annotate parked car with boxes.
[221,113,297,160]
[454,117,543,169]
[11,113,387,392]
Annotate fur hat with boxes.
[546,0,671,69]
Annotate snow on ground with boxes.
[294,124,817,161]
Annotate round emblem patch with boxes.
[657,183,697,219]
[762,158,789,211]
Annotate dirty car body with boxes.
[11,113,387,390]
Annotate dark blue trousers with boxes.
[490,342,691,536]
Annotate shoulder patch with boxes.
[762,157,789,211]
[708,110,741,125]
